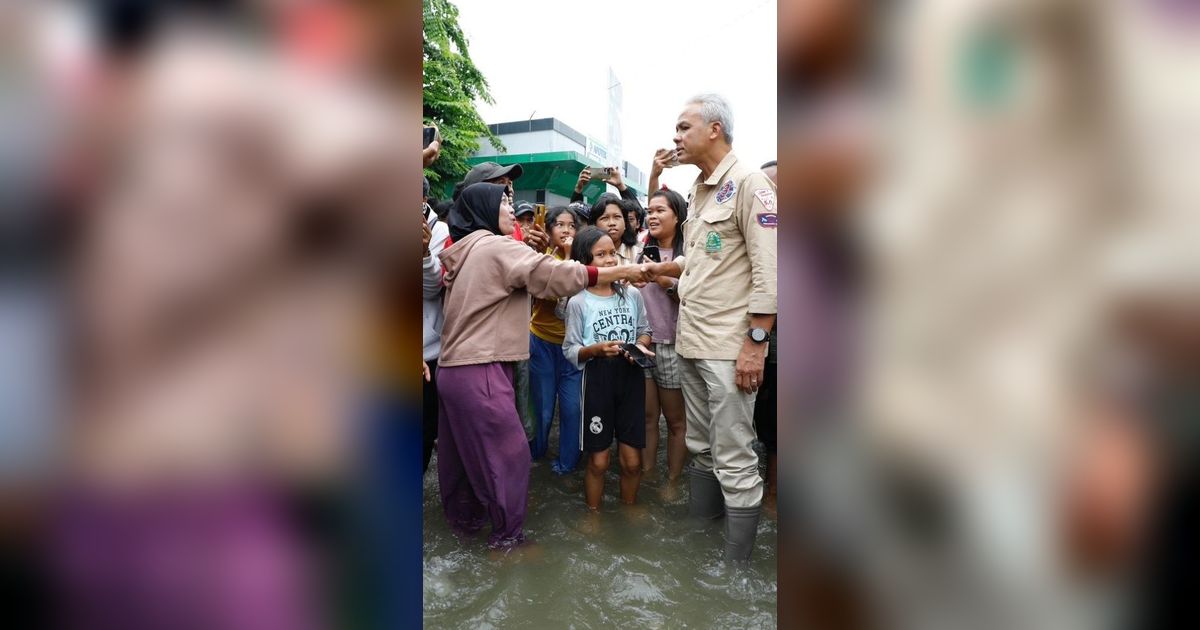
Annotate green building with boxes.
[455,117,648,207]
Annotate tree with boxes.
[423,0,501,195]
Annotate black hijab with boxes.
[449,182,506,242]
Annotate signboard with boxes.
[585,137,608,164]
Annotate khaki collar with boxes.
[702,151,739,186]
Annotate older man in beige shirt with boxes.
[644,94,778,563]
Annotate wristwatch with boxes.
[747,327,770,344]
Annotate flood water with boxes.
[423,417,778,628]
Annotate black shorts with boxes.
[581,356,645,452]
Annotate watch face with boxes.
[751,328,767,342]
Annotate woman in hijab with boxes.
[434,183,643,551]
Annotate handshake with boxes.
[608,261,679,286]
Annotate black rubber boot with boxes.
[688,466,725,520]
[724,503,762,563]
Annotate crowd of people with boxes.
[422,94,778,562]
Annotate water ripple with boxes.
[423,443,777,627]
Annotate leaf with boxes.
[422,0,499,192]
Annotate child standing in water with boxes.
[562,227,654,510]
[529,206,584,473]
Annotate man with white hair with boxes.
[644,94,778,562]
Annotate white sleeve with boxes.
[422,220,449,300]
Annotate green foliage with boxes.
[423,0,501,195]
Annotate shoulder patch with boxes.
[753,188,776,213]
[715,180,737,204]
[756,213,778,229]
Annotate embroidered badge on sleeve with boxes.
[756,213,778,228]
[753,188,776,213]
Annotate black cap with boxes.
[567,202,589,218]
[514,201,535,217]
[422,176,431,199]
[452,161,524,201]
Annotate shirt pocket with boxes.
[698,205,742,260]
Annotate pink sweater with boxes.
[438,230,590,366]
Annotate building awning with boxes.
[445,151,647,202]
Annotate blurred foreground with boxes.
[3,1,422,628]
[4,0,1200,629]
[779,1,1200,629]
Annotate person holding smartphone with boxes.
[639,94,777,564]
[571,164,641,207]
[436,185,644,551]
[648,147,681,195]
[562,227,655,511]
[634,189,690,498]
[423,123,441,167]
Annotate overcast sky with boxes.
[453,0,777,193]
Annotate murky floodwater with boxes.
[423,417,778,629]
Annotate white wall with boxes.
[472,130,586,158]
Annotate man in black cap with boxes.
[451,162,548,251]
[514,201,537,235]
[451,161,524,201]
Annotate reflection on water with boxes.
[423,418,778,628]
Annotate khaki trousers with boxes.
[679,357,763,508]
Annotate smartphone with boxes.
[423,126,437,148]
[641,245,661,263]
[621,343,656,369]
[534,203,547,229]
[588,166,610,178]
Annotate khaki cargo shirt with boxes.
[675,151,778,360]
